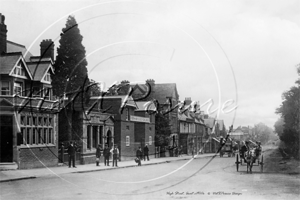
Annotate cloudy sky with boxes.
[1,0,299,129]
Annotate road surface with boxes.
[1,153,299,200]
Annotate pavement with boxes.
[0,153,215,183]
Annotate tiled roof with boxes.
[0,53,22,74]
[134,101,157,111]
[131,83,179,103]
[151,83,179,103]
[27,61,52,81]
[6,40,33,61]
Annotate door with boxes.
[0,115,13,162]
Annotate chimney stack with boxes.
[146,79,155,90]
[184,97,192,105]
[40,39,54,61]
[0,13,7,54]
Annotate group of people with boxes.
[67,142,153,168]
[135,144,150,166]
[67,142,120,168]
[96,144,120,167]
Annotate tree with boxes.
[155,113,171,147]
[275,64,300,158]
[52,15,90,141]
[274,118,284,137]
[253,123,274,145]
[89,79,101,96]
[52,15,89,97]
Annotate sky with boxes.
[1,0,299,129]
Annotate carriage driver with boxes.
[240,141,250,162]
[255,141,262,164]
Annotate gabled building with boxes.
[0,13,59,169]
[98,95,139,161]
[178,97,205,155]
[130,79,180,148]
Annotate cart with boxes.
[220,139,234,157]
[235,147,264,173]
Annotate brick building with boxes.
[0,13,59,169]
[131,79,180,148]
[133,101,155,158]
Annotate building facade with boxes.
[0,13,59,169]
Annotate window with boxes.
[44,117,48,126]
[43,88,51,100]
[48,117,52,126]
[126,136,130,146]
[92,126,97,148]
[32,117,37,126]
[14,82,23,96]
[27,128,31,145]
[126,125,129,130]
[149,136,152,145]
[27,116,31,125]
[87,126,91,149]
[21,115,25,125]
[13,64,26,77]
[44,129,48,144]
[48,129,52,144]
[38,117,43,126]
[38,128,43,144]
[44,71,51,82]
[32,129,36,144]
[1,81,10,95]
[125,108,130,121]
[149,127,152,131]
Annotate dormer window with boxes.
[44,71,51,82]
[13,62,26,77]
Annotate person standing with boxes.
[143,144,149,161]
[136,147,143,166]
[103,144,110,166]
[67,141,76,168]
[110,145,119,167]
[96,144,103,166]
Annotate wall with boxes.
[18,146,58,169]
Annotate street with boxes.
[1,153,299,200]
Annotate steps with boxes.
[0,162,18,171]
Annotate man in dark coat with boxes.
[103,144,110,166]
[143,144,149,161]
[96,144,103,166]
[136,147,143,166]
[67,141,76,168]
[110,145,119,167]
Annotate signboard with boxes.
[130,115,150,123]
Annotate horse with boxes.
[244,149,256,173]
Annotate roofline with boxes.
[7,55,33,80]
[7,40,26,48]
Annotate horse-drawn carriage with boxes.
[220,138,236,157]
[235,141,264,173]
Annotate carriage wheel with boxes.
[235,154,239,171]
[260,155,264,172]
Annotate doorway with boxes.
[0,115,13,162]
